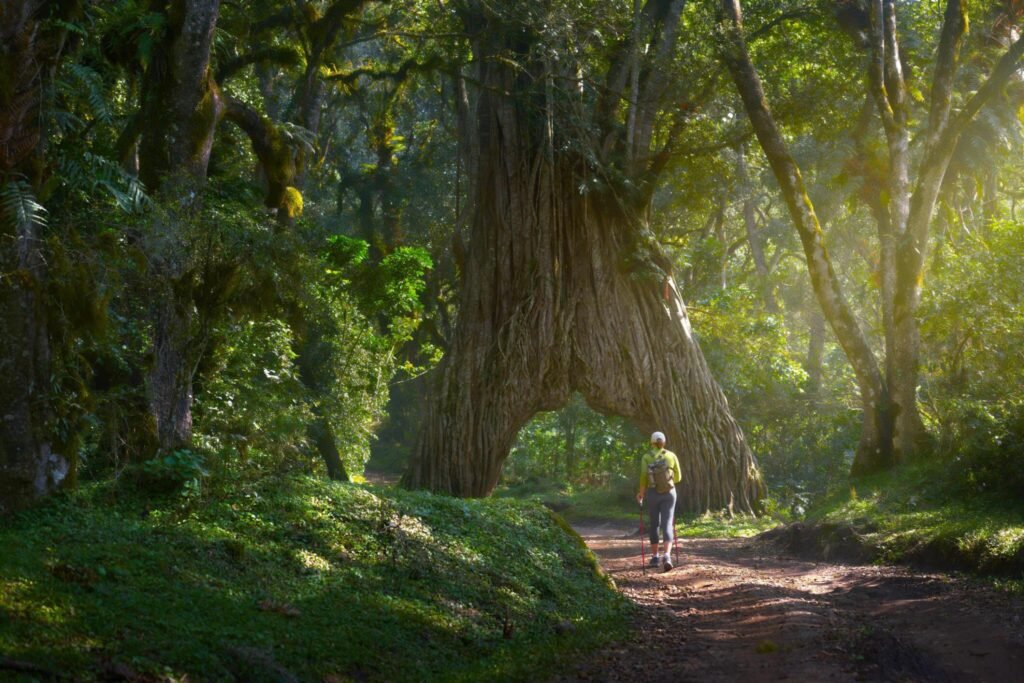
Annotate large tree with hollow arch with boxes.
[403,0,765,514]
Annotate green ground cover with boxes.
[806,462,1024,583]
[0,476,629,681]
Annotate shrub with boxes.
[937,399,1024,498]
[129,448,209,495]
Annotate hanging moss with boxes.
[282,186,303,218]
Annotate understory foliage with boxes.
[690,287,859,501]
[0,475,628,681]
[53,178,430,485]
[921,219,1024,498]
[194,319,315,471]
[503,395,646,491]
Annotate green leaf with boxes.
[0,179,48,230]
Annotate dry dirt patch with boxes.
[555,522,1024,682]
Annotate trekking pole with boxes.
[639,500,646,576]
[673,513,680,566]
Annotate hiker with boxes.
[636,431,681,570]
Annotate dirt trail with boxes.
[556,522,1024,682]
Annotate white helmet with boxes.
[650,431,666,444]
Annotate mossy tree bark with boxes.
[136,0,224,453]
[404,2,764,513]
[132,0,338,455]
[0,0,75,513]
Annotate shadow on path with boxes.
[556,523,1024,682]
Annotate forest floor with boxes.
[555,520,1024,682]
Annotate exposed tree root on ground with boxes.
[557,522,1024,682]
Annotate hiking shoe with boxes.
[663,558,674,571]
[649,554,661,567]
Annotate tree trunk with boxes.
[869,199,897,396]
[307,411,348,481]
[0,195,69,513]
[804,310,826,397]
[0,0,72,513]
[148,293,196,450]
[404,30,764,513]
[737,144,777,312]
[867,0,928,462]
[138,0,224,191]
[137,0,223,453]
[889,6,1023,460]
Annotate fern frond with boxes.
[1,178,48,230]
[65,63,113,126]
[278,122,318,155]
[56,152,151,213]
[52,109,86,134]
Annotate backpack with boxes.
[648,453,674,494]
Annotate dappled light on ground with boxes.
[558,523,1024,682]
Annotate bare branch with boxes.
[926,0,966,149]
[216,46,302,83]
[323,55,444,84]
[867,0,898,134]
[597,0,664,130]
[881,0,906,122]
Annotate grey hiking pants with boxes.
[646,487,677,547]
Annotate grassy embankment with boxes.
[0,475,629,681]
[803,462,1024,586]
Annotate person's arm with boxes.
[671,453,682,484]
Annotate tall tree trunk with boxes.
[404,27,764,513]
[888,1,1022,459]
[804,310,826,397]
[137,0,223,453]
[719,0,894,474]
[868,199,897,396]
[307,410,349,481]
[737,144,777,312]
[148,293,196,449]
[0,0,72,512]
[138,0,224,191]
[867,0,925,461]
